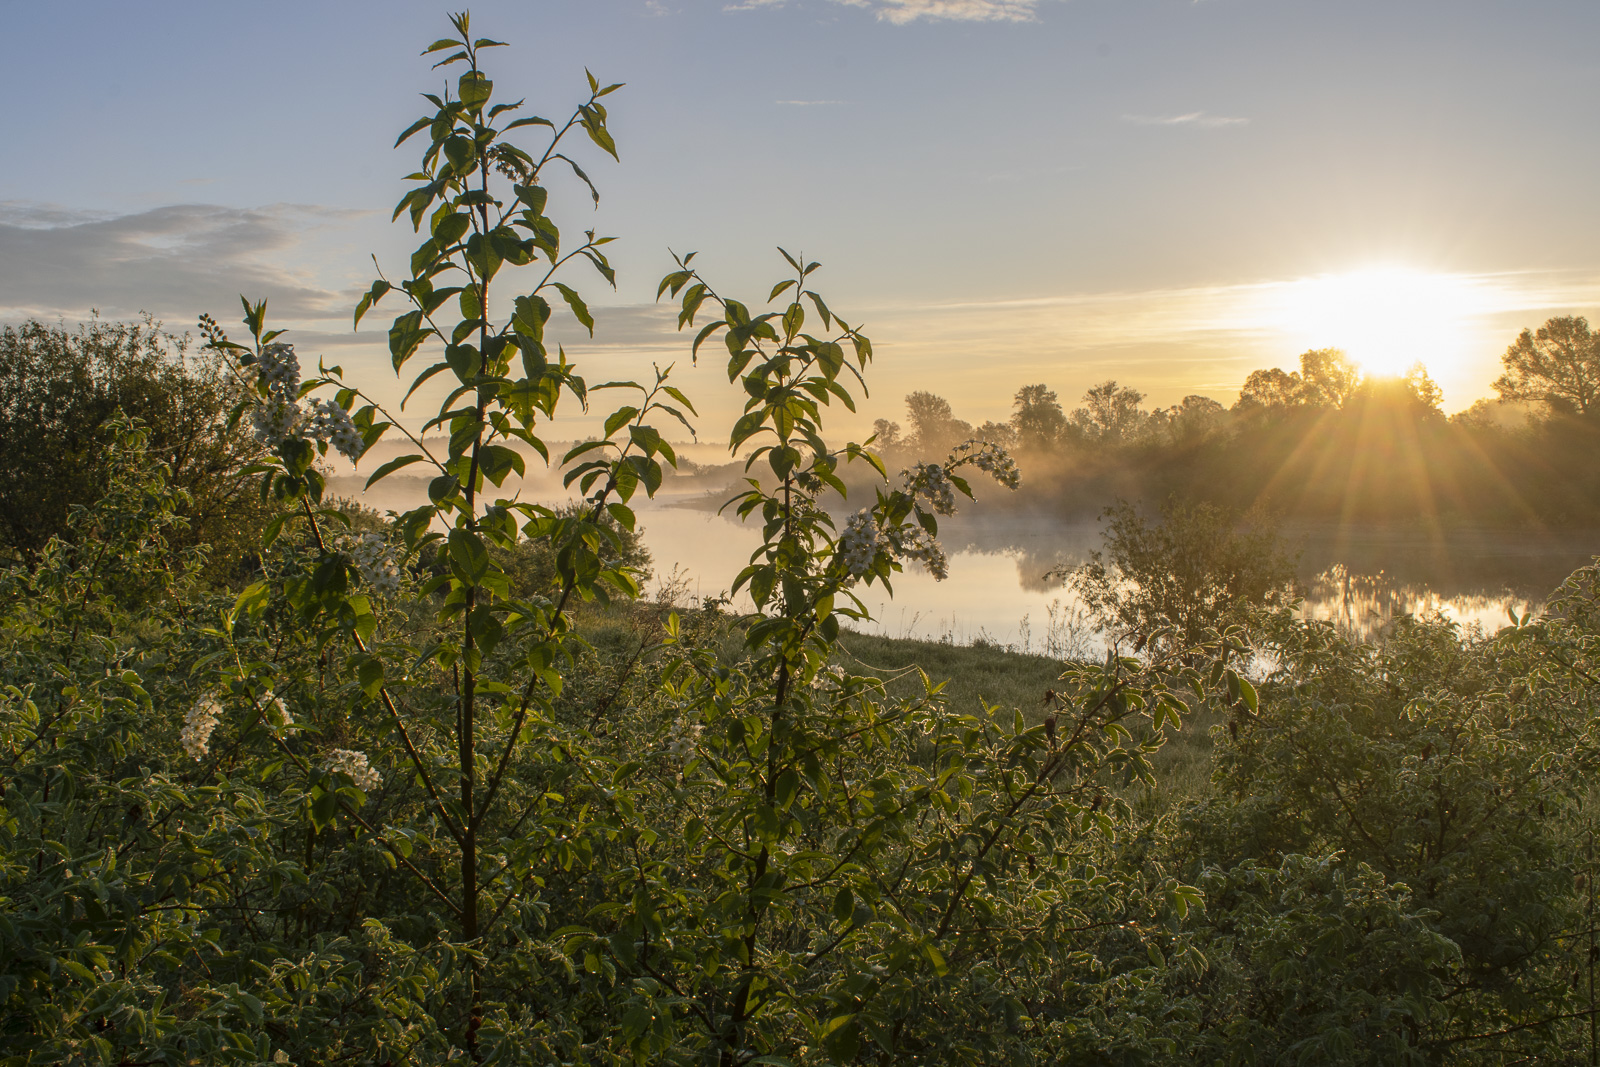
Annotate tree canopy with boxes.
[1494,314,1600,416]
[0,317,269,573]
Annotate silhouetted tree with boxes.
[975,419,1017,449]
[1493,315,1600,417]
[1063,498,1296,655]
[1011,383,1067,451]
[1233,367,1305,416]
[903,390,972,454]
[1164,395,1228,443]
[1299,348,1360,408]
[1071,380,1148,444]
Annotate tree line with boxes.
[873,320,1600,525]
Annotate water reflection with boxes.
[1299,564,1534,639]
[631,504,1599,649]
[328,467,1598,650]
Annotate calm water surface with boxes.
[332,469,1600,650]
[633,501,1600,650]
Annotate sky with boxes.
[3,0,1599,438]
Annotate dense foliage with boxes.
[5,15,1600,1067]
[0,317,271,574]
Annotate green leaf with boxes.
[310,789,338,829]
[355,280,393,328]
[555,152,600,205]
[448,529,491,585]
[514,294,551,341]
[388,310,433,371]
[434,211,471,246]
[552,283,594,336]
[366,454,426,489]
[458,71,493,108]
[580,108,620,161]
[358,658,385,698]
[504,115,556,132]
[731,410,767,451]
[604,406,640,438]
[662,385,699,416]
[394,115,433,147]
[428,475,460,503]
[606,502,635,531]
[479,444,526,487]
[446,344,482,383]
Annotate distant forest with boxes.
[869,317,1600,527]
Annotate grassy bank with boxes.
[580,604,1218,801]
[837,630,1219,799]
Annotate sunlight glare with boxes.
[1268,267,1482,378]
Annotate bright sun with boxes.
[1269,267,1481,379]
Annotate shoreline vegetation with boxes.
[9,16,1600,1065]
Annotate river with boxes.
[631,501,1600,650]
[330,463,1600,651]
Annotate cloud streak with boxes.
[843,0,1045,22]
[1122,111,1250,128]
[728,0,1050,22]
[0,201,364,325]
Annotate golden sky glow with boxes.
[4,2,1600,437]
[1258,268,1483,379]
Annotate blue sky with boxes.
[3,0,1598,433]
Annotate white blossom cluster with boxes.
[889,523,950,580]
[261,691,295,736]
[306,397,366,461]
[839,509,887,576]
[246,343,366,460]
[951,440,1021,491]
[250,343,303,446]
[346,533,402,595]
[837,509,952,583]
[902,462,957,516]
[256,342,301,396]
[662,718,703,758]
[250,398,301,447]
[328,748,382,792]
[182,693,223,760]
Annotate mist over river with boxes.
[632,502,1600,651]
[331,461,1600,652]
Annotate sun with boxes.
[1269,267,1481,379]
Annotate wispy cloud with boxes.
[841,0,1044,22]
[0,201,364,324]
[1122,111,1249,129]
[729,0,1050,22]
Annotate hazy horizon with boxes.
[4,0,1599,437]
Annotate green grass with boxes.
[836,630,1219,800]
[835,632,1067,721]
[574,605,1219,802]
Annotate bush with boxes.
[0,316,271,577]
